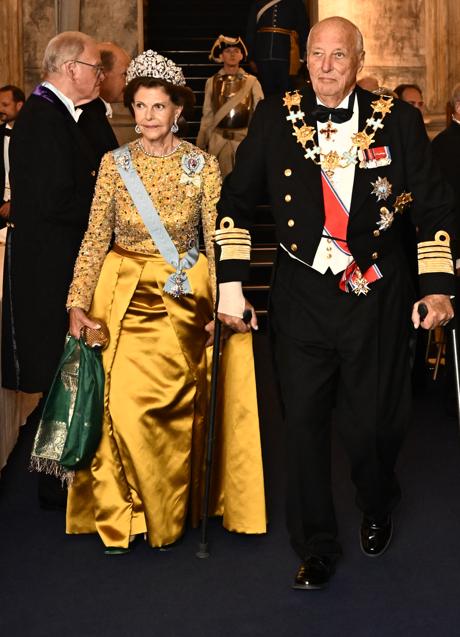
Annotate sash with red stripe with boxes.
[321,171,382,295]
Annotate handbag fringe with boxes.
[29,456,75,485]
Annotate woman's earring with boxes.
[171,119,179,134]
[135,124,141,134]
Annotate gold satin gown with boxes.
[66,140,266,549]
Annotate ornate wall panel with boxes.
[0,0,24,87]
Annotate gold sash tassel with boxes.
[215,217,251,261]
[417,231,454,275]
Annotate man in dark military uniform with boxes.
[215,17,455,589]
[246,0,309,95]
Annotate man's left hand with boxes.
[412,294,454,329]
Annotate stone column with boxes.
[424,0,448,115]
[55,0,81,32]
[0,0,24,87]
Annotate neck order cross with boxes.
[283,91,394,177]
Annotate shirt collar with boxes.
[316,90,354,109]
[101,98,113,118]
[41,81,83,122]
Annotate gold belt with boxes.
[217,128,247,140]
[257,26,292,36]
[256,27,301,75]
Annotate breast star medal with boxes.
[371,176,392,201]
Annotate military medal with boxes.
[352,271,371,296]
[319,118,338,140]
[371,176,392,201]
[377,206,394,231]
[358,145,392,169]
[284,91,393,177]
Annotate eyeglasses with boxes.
[70,60,105,77]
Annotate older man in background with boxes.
[1,31,104,507]
[0,85,25,228]
[78,41,131,162]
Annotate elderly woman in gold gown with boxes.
[66,51,266,554]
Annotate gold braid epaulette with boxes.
[214,216,251,261]
[417,230,454,275]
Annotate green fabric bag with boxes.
[30,336,104,479]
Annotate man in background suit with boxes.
[215,17,455,589]
[1,31,104,508]
[78,41,131,163]
[0,85,25,229]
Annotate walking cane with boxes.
[418,302,460,430]
[196,303,252,559]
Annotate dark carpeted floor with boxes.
[1,334,460,637]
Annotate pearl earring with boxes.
[135,124,141,134]
[171,120,179,134]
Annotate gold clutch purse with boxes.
[81,318,110,349]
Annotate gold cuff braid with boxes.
[215,216,251,262]
[417,230,454,275]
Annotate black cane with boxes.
[196,306,252,558]
[418,302,460,430]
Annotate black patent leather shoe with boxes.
[360,515,393,557]
[292,555,334,590]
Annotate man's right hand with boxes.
[217,299,258,334]
[0,202,10,219]
[69,307,101,338]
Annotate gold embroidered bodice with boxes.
[67,140,221,311]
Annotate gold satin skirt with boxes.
[66,247,266,548]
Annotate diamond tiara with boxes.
[126,50,186,86]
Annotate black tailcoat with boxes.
[0,123,10,230]
[432,121,460,257]
[1,90,98,392]
[216,85,455,559]
[78,98,119,166]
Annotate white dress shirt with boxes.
[2,124,12,202]
[41,81,83,122]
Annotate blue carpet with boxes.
[1,334,460,637]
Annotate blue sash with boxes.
[112,145,199,298]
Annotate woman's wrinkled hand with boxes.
[204,320,234,347]
[69,307,101,339]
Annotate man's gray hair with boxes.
[451,83,460,108]
[41,31,94,77]
[307,16,364,56]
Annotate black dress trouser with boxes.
[269,249,414,561]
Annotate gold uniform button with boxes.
[284,168,292,177]
[290,243,298,252]
[287,219,295,227]
[373,229,380,237]
[380,206,388,214]
[91,170,96,177]
[372,251,378,260]
[284,194,292,203]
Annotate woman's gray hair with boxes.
[41,31,93,77]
